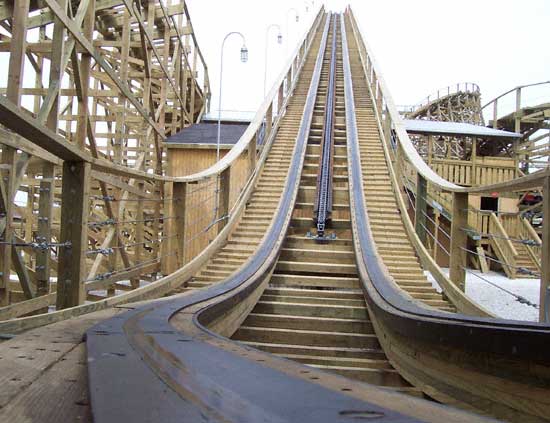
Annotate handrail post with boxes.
[415,173,428,245]
[56,161,91,309]
[248,132,257,175]
[36,163,55,304]
[172,181,187,272]
[515,87,522,133]
[266,103,273,139]
[0,147,16,306]
[540,175,550,322]
[278,83,284,115]
[450,191,468,291]
[492,99,498,128]
[218,167,231,232]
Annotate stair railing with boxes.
[347,6,550,322]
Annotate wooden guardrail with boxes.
[347,6,550,322]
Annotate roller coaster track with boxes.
[0,7,549,423]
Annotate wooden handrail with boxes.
[481,80,550,110]
[346,10,550,196]
[490,212,519,257]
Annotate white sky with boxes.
[187,0,550,118]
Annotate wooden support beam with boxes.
[248,133,257,175]
[218,167,231,233]
[0,147,16,306]
[540,175,550,323]
[36,163,55,302]
[6,0,30,105]
[266,104,273,139]
[415,173,427,245]
[450,192,468,291]
[56,161,91,309]
[172,182,187,272]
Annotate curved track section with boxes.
[342,10,550,422]
[86,13,488,423]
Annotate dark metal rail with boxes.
[83,11,503,423]
[313,14,337,241]
[340,10,550,422]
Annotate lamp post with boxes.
[216,31,248,162]
[285,8,299,54]
[263,24,283,97]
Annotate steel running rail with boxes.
[85,14,483,423]
[313,14,337,241]
[342,8,550,421]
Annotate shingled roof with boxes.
[165,123,248,146]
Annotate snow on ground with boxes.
[426,269,540,322]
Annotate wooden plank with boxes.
[6,0,30,105]
[476,246,489,273]
[218,167,231,232]
[540,175,550,323]
[56,162,91,309]
[449,192,467,291]
[36,163,55,304]
[0,147,16,306]
[414,173,427,245]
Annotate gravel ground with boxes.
[426,269,540,322]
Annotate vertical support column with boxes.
[7,0,30,104]
[427,135,433,166]
[415,173,428,245]
[75,0,95,149]
[278,84,284,115]
[266,103,273,139]
[514,88,522,133]
[286,69,292,95]
[36,163,55,300]
[382,106,391,147]
[376,82,383,113]
[190,48,198,121]
[540,176,550,323]
[450,191,468,291]
[492,99,498,129]
[248,133,257,175]
[47,0,68,131]
[132,182,145,288]
[56,161,91,309]
[217,167,231,232]
[0,149,16,306]
[172,182,187,272]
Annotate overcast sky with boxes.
[187,0,550,119]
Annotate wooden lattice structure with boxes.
[0,0,209,314]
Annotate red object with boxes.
[491,192,499,198]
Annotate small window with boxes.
[480,196,498,212]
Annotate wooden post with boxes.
[514,88,522,133]
[266,103,273,139]
[7,0,30,105]
[471,139,477,185]
[278,84,284,115]
[36,163,55,301]
[427,135,433,166]
[248,133,257,175]
[217,167,231,233]
[0,148,16,306]
[56,161,91,309]
[540,176,550,323]
[433,211,441,263]
[415,173,428,245]
[450,192,468,291]
[172,182,187,272]
[132,182,145,288]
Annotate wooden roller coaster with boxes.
[0,2,548,422]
